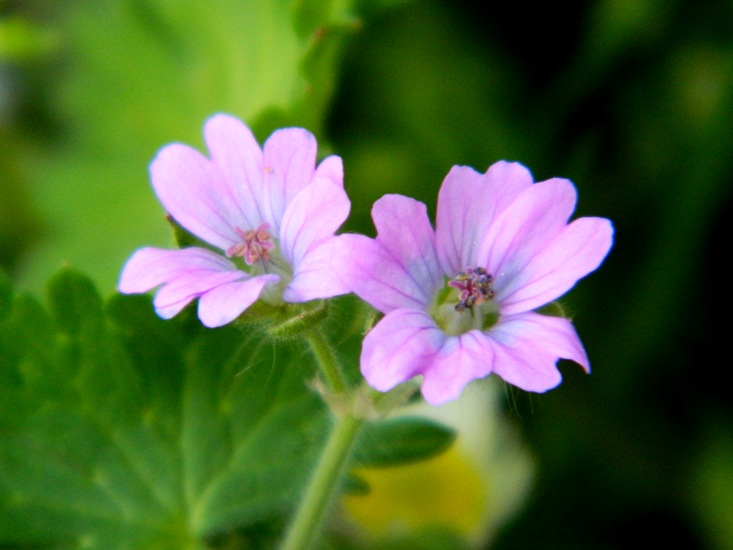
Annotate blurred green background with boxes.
[1,0,732,548]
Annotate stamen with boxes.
[448,266,495,312]
[226,223,275,265]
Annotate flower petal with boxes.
[436,161,534,275]
[498,217,614,314]
[420,331,495,405]
[153,269,247,319]
[361,309,445,393]
[283,236,351,302]
[371,194,442,304]
[262,128,318,231]
[150,143,242,251]
[487,312,589,392]
[336,192,443,314]
[197,275,279,328]
[279,179,350,269]
[335,234,426,312]
[314,154,344,188]
[479,177,578,291]
[148,113,275,254]
[204,113,267,229]
[118,247,237,294]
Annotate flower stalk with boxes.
[305,327,347,395]
[279,412,362,550]
[279,327,361,550]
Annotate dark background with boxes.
[330,2,732,547]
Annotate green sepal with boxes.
[166,214,211,250]
[353,416,456,468]
[536,300,567,318]
[361,305,382,334]
[265,300,330,340]
[231,298,282,327]
[355,380,421,420]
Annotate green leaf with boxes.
[354,416,456,468]
[0,271,11,321]
[343,472,372,495]
[46,267,105,336]
[0,269,330,547]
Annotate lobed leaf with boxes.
[0,268,331,547]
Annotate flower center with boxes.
[448,266,495,312]
[224,222,293,306]
[226,223,275,265]
[431,266,499,336]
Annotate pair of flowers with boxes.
[119,114,613,405]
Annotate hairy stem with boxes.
[305,326,348,395]
[279,412,361,550]
[279,327,360,550]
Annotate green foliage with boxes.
[690,424,733,550]
[3,0,730,546]
[0,269,458,547]
[0,16,58,61]
[0,140,43,274]
[0,271,11,321]
[354,416,456,468]
[0,268,331,547]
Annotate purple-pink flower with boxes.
[338,161,614,405]
[118,114,350,327]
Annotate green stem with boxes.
[279,413,362,550]
[305,327,348,395]
[279,328,360,550]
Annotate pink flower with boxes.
[118,114,350,327]
[339,161,613,405]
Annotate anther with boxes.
[448,267,495,312]
[226,223,275,265]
